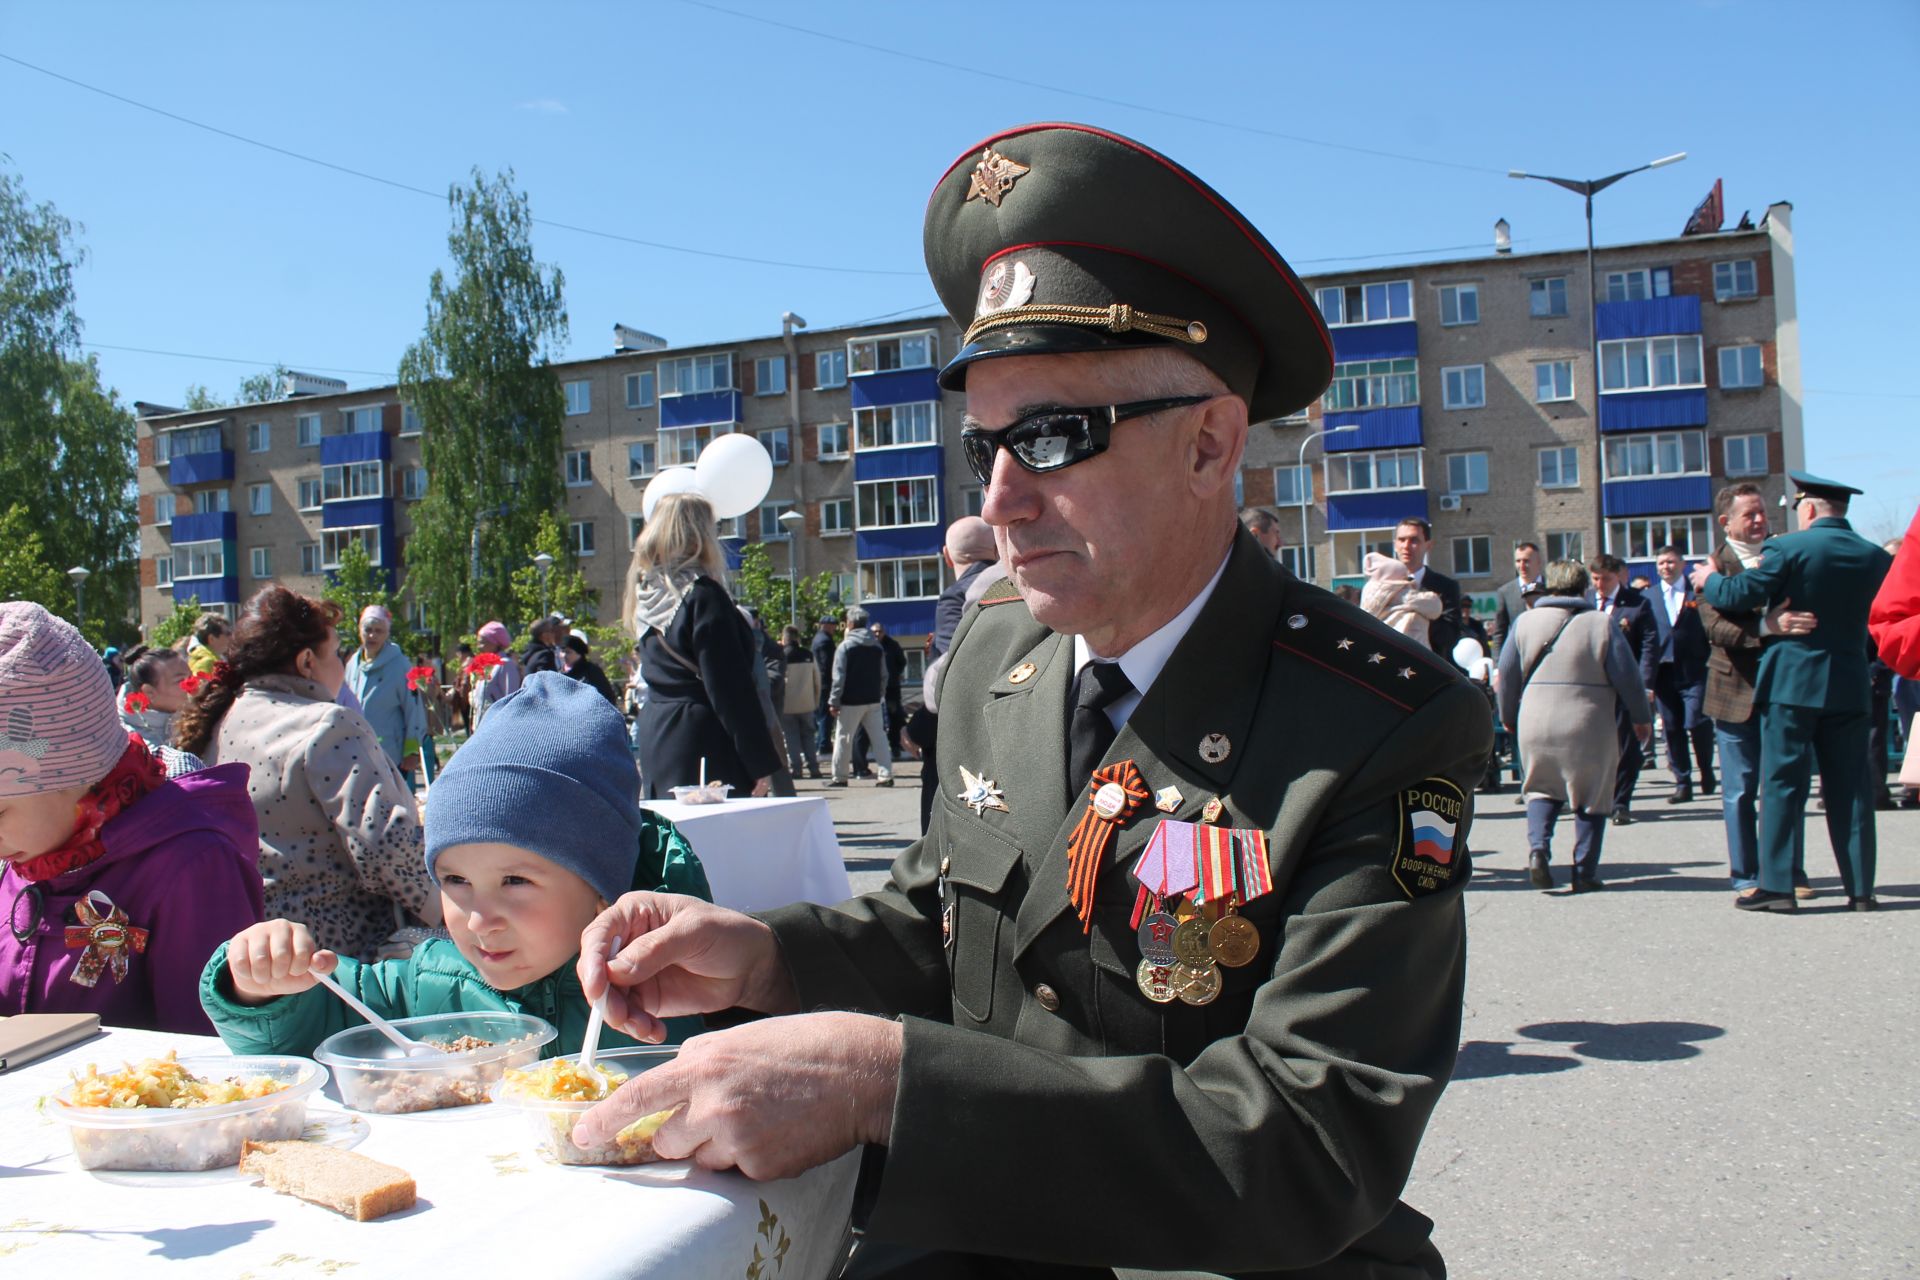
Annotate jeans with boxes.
[815,696,833,754]
[833,703,893,782]
[1714,718,1763,890]
[779,713,818,774]
[1526,797,1606,880]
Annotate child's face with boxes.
[0,783,92,862]
[434,843,604,990]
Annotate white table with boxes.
[643,796,853,914]
[1,1026,858,1278]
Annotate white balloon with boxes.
[641,466,702,519]
[695,432,774,520]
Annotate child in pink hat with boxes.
[0,603,264,1033]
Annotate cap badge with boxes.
[965,147,1031,208]
[976,258,1036,320]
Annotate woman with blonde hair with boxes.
[626,491,780,799]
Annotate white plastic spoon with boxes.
[578,933,624,1075]
[312,969,442,1058]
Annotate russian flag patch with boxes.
[1391,777,1469,898]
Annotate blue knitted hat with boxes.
[425,672,639,904]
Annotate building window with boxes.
[175,539,225,580]
[1273,464,1311,506]
[659,426,720,467]
[563,380,591,416]
[1451,536,1491,578]
[758,427,790,466]
[1608,514,1712,560]
[1599,335,1703,392]
[1438,284,1479,326]
[321,526,381,569]
[818,422,850,459]
[716,515,743,540]
[565,449,593,486]
[249,547,271,579]
[856,477,938,529]
[1447,451,1489,495]
[625,371,656,409]
[1713,259,1757,301]
[300,542,321,575]
[816,349,848,388]
[322,461,384,501]
[859,557,943,601]
[848,331,937,375]
[658,353,734,395]
[1325,448,1422,494]
[400,465,428,500]
[1530,276,1568,317]
[1545,531,1585,563]
[962,487,984,517]
[571,521,595,557]
[754,356,787,396]
[154,493,175,526]
[853,402,938,450]
[193,488,231,514]
[342,406,382,434]
[1315,280,1413,327]
[248,483,272,515]
[1724,433,1769,477]
[828,571,856,606]
[297,477,322,511]
[1278,546,1317,579]
[246,422,270,452]
[1604,267,1671,302]
[1603,430,1707,480]
[1324,358,1418,411]
[757,503,792,540]
[154,553,173,587]
[628,514,645,548]
[296,414,322,447]
[161,424,223,460]
[821,498,853,535]
[1442,365,1486,410]
[401,405,423,436]
[1537,446,1580,489]
[627,441,656,479]
[1533,360,1575,403]
[1718,345,1764,389]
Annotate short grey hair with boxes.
[1544,559,1590,598]
[844,605,870,628]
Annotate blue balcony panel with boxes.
[660,389,743,430]
[1324,406,1423,452]
[170,449,234,486]
[863,600,937,639]
[320,432,390,466]
[173,574,240,606]
[856,526,945,561]
[1595,295,1702,341]
[1329,321,1419,363]
[1602,477,1713,519]
[719,537,746,573]
[1598,388,1708,433]
[848,368,941,410]
[170,511,236,543]
[1325,489,1429,533]
[853,444,945,483]
[322,497,393,531]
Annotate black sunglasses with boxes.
[960,395,1215,486]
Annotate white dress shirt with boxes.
[1660,578,1686,624]
[1072,550,1232,731]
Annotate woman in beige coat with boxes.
[1497,560,1653,893]
[175,586,441,959]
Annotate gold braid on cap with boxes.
[965,302,1208,347]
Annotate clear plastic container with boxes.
[669,781,732,805]
[492,1046,679,1166]
[314,1012,555,1114]
[47,1055,327,1172]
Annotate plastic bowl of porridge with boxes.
[48,1052,327,1172]
[315,1012,555,1114]
[669,782,733,805]
[492,1046,680,1165]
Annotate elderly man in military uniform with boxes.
[1690,472,1893,911]
[574,124,1493,1278]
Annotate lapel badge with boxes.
[1202,795,1226,824]
[958,766,1009,816]
[966,147,1031,207]
[976,257,1036,319]
[1198,733,1231,765]
[1154,784,1184,813]
[1007,661,1037,685]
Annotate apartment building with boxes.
[134,203,1800,650]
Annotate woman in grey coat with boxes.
[1498,559,1653,891]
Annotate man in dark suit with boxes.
[1490,541,1544,658]
[1693,472,1894,910]
[1394,517,1462,664]
[1588,553,1652,824]
[1643,543,1716,802]
[811,615,838,755]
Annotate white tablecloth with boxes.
[1,1026,858,1278]
[644,797,853,914]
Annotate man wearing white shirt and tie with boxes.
[1642,544,1716,803]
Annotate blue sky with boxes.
[4,0,1915,537]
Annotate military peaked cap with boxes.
[924,123,1333,422]
[1788,469,1863,502]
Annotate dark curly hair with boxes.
[174,585,343,756]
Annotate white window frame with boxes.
[175,539,225,580]
[246,421,270,453]
[1438,283,1479,327]
[1450,535,1492,578]
[962,487,984,517]
[248,482,272,515]
[321,461,385,502]
[192,488,231,514]
[297,476,323,511]
[628,514,646,548]
[1603,430,1709,481]
[1324,448,1424,495]
[754,356,787,397]
[565,448,593,486]
[1713,259,1757,301]
[161,423,224,460]
[154,493,176,527]
[1529,276,1569,318]
[300,542,321,576]
[1537,446,1580,490]
[1533,360,1575,403]
[758,427,791,466]
[625,371,656,409]
[757,502,792,541]
[400,405,423,436]
[855,476,939,530]
[859,557,944,602]
[154,553,173,587]
[1599,335,1705,393]
[321,525,381,570]
[816,349,848,388]
[658,352,735,396]
[820,498,853,536]
[818,422,850,460]
[1315,280,1414,327]
[1441,364,1486,410]
[249,546,271,579]
[853,402,939,450]
[1278,545,1318,579]
[1607,515,1713,560]
[1324,358,1418,411]
[1724,433,1769,477]
[563,379,592,416]
[296,413,322,447]
[1603,267,1672,303]
[571,520,595,557]
[658,425,724,468]
[627,441,657,480]
[400,465,428,501]
[1545,531,1585,563]
[340,404,383,435]
[1273,464,1311,507]
[847,330,937,376]
[1718,345,1764,390]
[1446,451,1490,496]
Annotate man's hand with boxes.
[578,894,798,1043]
[1634,722,1653,744]
[572,1013,902,1181]
[827,705,840,718]
[401,753,421,774]
[226,919,336,1006]
[1688,561,1715,592]
[751,776,772,798]
[1766,599,1818,637]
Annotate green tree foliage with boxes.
[322,539,417,659]
[730,542,840,637]
[508,511,624,656]
[398,168,568,642]
[180,364,290,411]
[0,503,70,615]
[0,170,140,644]
[148,596,204,648]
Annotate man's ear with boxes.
[1187,396,1249,499]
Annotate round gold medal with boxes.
[1209,914,1260,968]
[1136,959,1178,1003]
[1172,916,1214,967]
[1173,961,1222,1006]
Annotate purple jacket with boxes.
[0,763,264,1034]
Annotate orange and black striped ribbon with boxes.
[1065,760,1149,933]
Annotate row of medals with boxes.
[1135,898,1258,1005]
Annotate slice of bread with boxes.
[240,1139,417,1221]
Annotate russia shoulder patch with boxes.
[1390,777,1468,898]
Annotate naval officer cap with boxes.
[1789,469,1864,503]
[924,123,1333,423]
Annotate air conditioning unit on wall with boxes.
[1438,494,1462,512]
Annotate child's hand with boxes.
[226,920,337,1006]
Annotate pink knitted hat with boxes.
[476,620,511,648]
[0,603,128,797]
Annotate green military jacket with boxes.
[761,530,1493,1279]
[1701,516,1894,714]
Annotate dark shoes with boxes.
[1569,875,1603,895]
[1612,808,1634,827]
[1849,897,1879,912]
[807,766,823,780]
[875,778,894,788]
[1667,786,1694,805]
[826,779,850,788]
[1700,773,1717,796]
[1529,851,1555,889]
[1735,889,1798,912]
[1874,792,1897,812]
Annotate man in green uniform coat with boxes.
[573,124,1493,1278]
[1691,472,1894,911]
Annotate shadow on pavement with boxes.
[1452,1041,1580,1079]
[1465,860,1733,893]
[1455,1019,1726,1078]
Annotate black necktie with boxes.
[1068,660,1135,805]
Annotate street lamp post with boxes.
[1509,152,1687,556]
[1296,424,1360,583]
[531,552,554,618]
[68,565,90,629]
[776,509,806,627]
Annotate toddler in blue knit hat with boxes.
[201,673,704,1056]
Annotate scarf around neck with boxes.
[1726,536,1766,570]
[8,734,166,884]
[633,567,703,636]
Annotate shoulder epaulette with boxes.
[978,578,1024,606]
[1269,602,1458,715]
